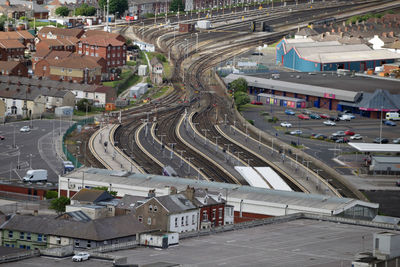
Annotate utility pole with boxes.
[187,157,194,173]
[201,129,210,144]
[106,0,110,32]
[214,136,221,151]
[192,122,199,139]
[168,143,176,159]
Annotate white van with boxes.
[386,112,400,121]
[23,170,47,182]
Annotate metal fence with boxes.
[62,118,94,168]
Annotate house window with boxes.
[181,217,184,226]
[107,62,110,66]
[26,232,31,240]
[44,236,47,242]
[20,232,24,239]
[138,215,143,222]
[56,236,61,245]
[154,206,158,212]
[85,51,89,55]
[61,68,64,72]
[85,92,88,97]
[8,231,13,238]
[149,204,152,212]
[192,214,195,225]
[95,53,98,57]
[147,218,151,225]
[87,240,91,248]
[79,43,82,47]
[202,211,207,221]
[107,54,110,58]
[37,234,42,241]
[212,209,216,220]
[185,215,188,226]
[219,208,223,219]
[112,54,115,57]
[78,51,82,54]
[91,53,94,56]
[75,241,80,247]
[26,246,30,250]
[69,69,72,73]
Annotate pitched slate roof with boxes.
[38,27,84,39]
[0,30,34,40]
[0,61,22,71]
[82,30,126,42]
[153,194,196,213]
[50,55,101,69]
[56,210,91,222]
[116,194,146,210]
[79,36,125,47]
[1,214,147,241]
[71,189,114,203]
[358,89,400,111]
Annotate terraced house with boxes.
[0,214,148,250]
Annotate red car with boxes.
[345,130,355,136]
[298,114,310,120]
[251,100,263,105]
[320,114,329,119]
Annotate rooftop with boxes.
[249,72,400,95]
[348,143,400,152]
[62,168,379,215]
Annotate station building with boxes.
[276,38,400,72]
[59,168,379,221]
[224,72,400,118]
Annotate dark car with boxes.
[0,135,4,140]
[383,120,396,126]
[336,137,349,143]
[310,114,321,119]
[328,116,340,121]
[396,180,400,187]
[330,136,340,141]
[373,138,389,144]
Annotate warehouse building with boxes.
[276,38,400,72]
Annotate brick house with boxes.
[81,30,126,43]
[49,55,107,84]
[33,50,72,75]
[182,186,227,229]
[0,39,25,61]
[37,27,84,40]
[77,37,126,68]
[35,38,78,53]
[0,31,35,50]
[0,61,27,77]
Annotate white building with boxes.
[133,41,155,52]
[138,65,147,76]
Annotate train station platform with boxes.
[89,124,142,173]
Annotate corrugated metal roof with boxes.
[62,168,379,214]
[255,167,292,192]
[224,74,360,102]
[234,166,270,189]
[372,157,400,163]
[348,143,400,152]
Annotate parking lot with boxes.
[0,120,70,183]
[242,104,400,176]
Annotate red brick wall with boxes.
[8,63,28,77]
[0,48,24,61]
[234,211,272,223]
[0,184,49,200]
[200,204,225,227]
[59,189,77,197]
[50,72,101,84]
[383,64,399,74]
[77,43,126,68]
[34,60,50,77]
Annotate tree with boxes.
[98,0,128,15]
[55,6,70,17]
[45,190,58,199]
[92,186,117,196]
[234,91,250,110]
[230,78,248,94]
[76,98,92,112]
[169,0,184,12]
[75,4,96,16]
[50,196,70,214]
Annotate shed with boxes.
[139,232,179,248]
[129,83,148,99]
[138,65,147,76]
[55,106,73,117]
[179,23,195,33]
[370,157,400,172]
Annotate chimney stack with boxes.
[147,189,156,198]
[184,186,195,201]
[169,186,177,195]
[389,31,394,38]
[382,32,387,38]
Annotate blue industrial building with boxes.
[276,38,400,72]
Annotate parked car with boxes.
[344,130,355,136]
[396,180,400,187]
[320,114,330,119]
[336,137,349,143]
[373,138,389,144]
[72,252,90,262]
[323,120,336,126]
[393,138,400,144]
[383,120,397,126]
[350,134,363,140]
[290,130,302,135]
[330,135,340,141]
[332,131,345,137]
[328,116,340,121]
[298,114,310,120]
[251,100,263,105]
[20,126,30,132]
[339,115,352,121]
[302,110,312,115]
[0,135,4,140]
[310,114,321,119]
[285,109,295,115]
[280,122,292,127]
[313,134,327,140]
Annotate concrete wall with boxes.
[169,211,198,233]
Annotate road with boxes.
[0,120,70,183]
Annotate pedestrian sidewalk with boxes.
[89,124,141,173]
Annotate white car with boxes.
[20,126,31,132]
[350,134,363,140]
[72,252,90,262]
[280,122,292,127]
[290,130,302,135]
[323,120,336,126]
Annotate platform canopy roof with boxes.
[348,143,400,152]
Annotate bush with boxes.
[45,190,58,199]
[248,119,254,125]
[260,112,269,116]
[76,98,92,112]
[267,117,279,123]
[156,53,167,63]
